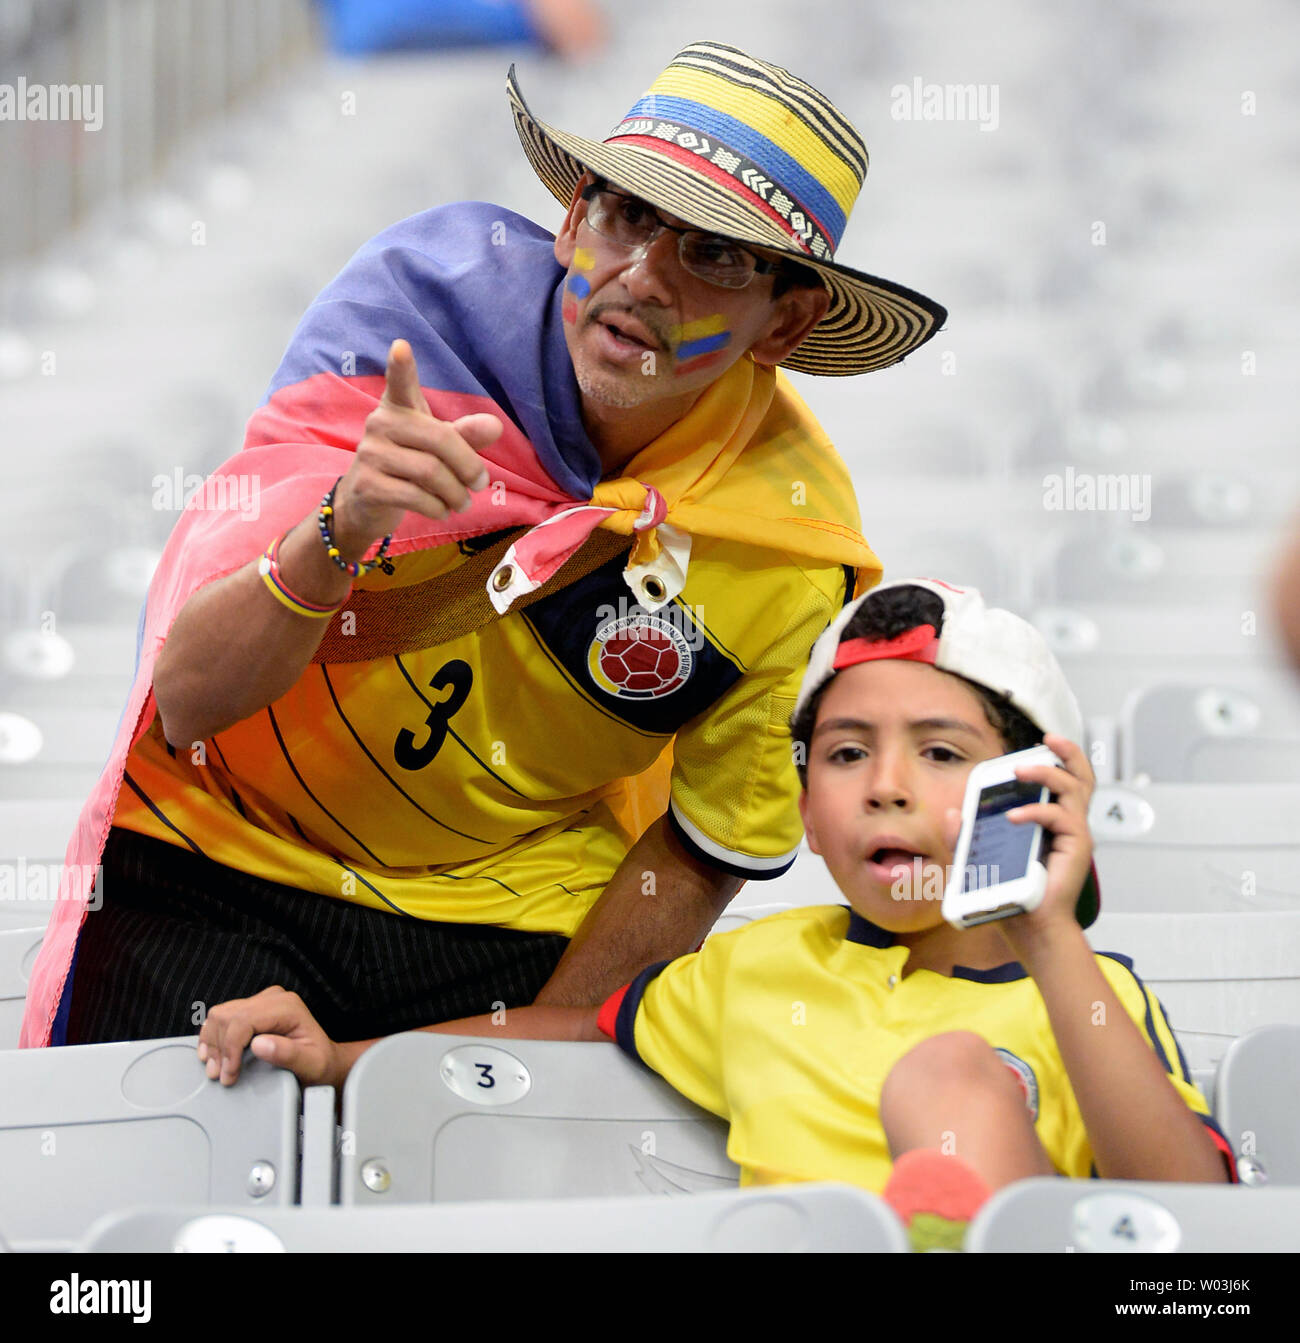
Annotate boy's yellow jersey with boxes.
[111,535,851,935]
[599,904,1235,1191]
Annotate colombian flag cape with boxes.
[22,202,880,1048]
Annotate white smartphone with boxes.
[941,745,1062,929]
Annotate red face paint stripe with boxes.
[675,349,727,375]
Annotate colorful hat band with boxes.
[606,105,843,261]
[832,624,940,670]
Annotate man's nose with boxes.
[618,230,678,305]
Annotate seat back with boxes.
[81,1183,909,1252]
[966,1177,1300,1252]
[1215,1024,1300,1185]
[0,927,43,1049]
[1088,783,1300,914]
[1087,912,1300,1079]
[340,1032,736,1205]
[1121,682,1300,782]
[0,1036,299,1249]
[0,799,85,931]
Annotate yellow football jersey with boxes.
[111,535,851,935]
[601,904,1233,1191]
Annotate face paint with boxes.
[668,313,732,376]
[564,245,593,303]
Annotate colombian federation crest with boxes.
[993,1047,1040,1121]
[588,612,694,699]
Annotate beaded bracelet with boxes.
[318,478,394,578]
[258,533,347,619]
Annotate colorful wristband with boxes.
[258,533,348,618]
[318,478,395,578]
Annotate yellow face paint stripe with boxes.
[667,313,729,344]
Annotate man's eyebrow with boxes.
[811,716,983,739]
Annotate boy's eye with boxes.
[923,746,963,763]
[827,744,867,764]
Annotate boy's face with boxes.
[798,659,1009,933]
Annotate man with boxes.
[21,41,945,1055]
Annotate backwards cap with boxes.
[795,578,1085,745]
[794,577,1098,926]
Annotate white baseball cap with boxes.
[794,577,1085,746]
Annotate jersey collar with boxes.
[843,909,1028,982]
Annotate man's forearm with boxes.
[532,813,744,1007]
[154,513,367,747]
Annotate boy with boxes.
[198,579,1235,1246]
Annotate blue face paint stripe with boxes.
[676,330,731,361]
[566,273,591,298]
[618,93,847,245]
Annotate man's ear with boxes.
[749,282,832,367]
[797,787,821,855]
[554,171,596,270]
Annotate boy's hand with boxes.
[996,733,1096,952]
[197,986,346,1090]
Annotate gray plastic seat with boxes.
[1087,912,1300,1080]
[0,799,90,932]
[1215,1025,1300,1186]
[0,1036,298,1249]
[1087,783,1300,914]
[966,1177,1300,1252]
[1120,682,1300,782]
[80,1183,909,1253]
[0,927,43,1049]
[339,1032,737,1206]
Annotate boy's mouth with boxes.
[864,842,929,884]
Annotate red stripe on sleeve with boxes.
[1201,1115,1239,1183]
[596,984,631,1041]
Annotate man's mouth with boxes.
[595,313,658,350]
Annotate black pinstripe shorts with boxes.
[62,826,570,1045]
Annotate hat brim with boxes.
[506,66,947,377]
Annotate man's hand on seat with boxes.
[197,986,346,1089]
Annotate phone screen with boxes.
[962,778,1044,892]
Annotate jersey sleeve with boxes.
[1096,954,1238,1181]
[667,558,851,880]
[596,930,742,1121]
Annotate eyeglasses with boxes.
[579,180,783,290]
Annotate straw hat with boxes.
[507,40,947,376]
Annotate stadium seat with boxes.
[0,927,43,1050]
[1031,603,1290,720]
[966,1178,1300,1252]
[1087,782,1300,914]
[1120,682,1300,782]
[79,1183,909,1253]
[1035,527,1274,611]
[0,1037,298,1249]
[339,1032,737,1206]
[1087,911,1300,1078]
[0,798,85,932]
[1215,1025,1300,1186]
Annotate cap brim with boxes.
[506,65,947,376]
